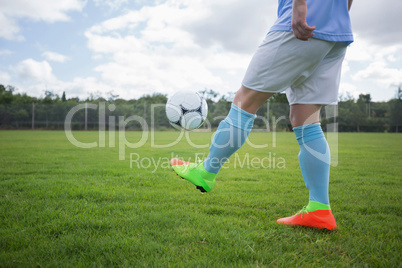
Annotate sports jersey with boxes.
[270,0,353,44]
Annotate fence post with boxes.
[32,102,35,130]
[85,102,88,130]
[266,102,270,132]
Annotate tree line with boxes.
[0,84,401,132]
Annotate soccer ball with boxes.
[165,91,208,131]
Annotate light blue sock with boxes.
[293,123,330,205]
[203,103,256,174]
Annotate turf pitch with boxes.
[0,131,401,266]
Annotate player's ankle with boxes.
[197,163,217,181]
[306,200,331,212]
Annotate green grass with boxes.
[0,131,401,267]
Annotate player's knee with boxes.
[233,86,273,114]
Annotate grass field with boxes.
[0,130,401,267]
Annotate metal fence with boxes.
[0,102,400,132]
[0,102,293,131]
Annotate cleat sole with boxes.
[171,161,214,193]
[173,170,206,193]
[196,186,207,193]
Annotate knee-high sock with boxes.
[294,123,330,205]
[203,103,256,174]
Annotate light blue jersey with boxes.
[270,0,353,44]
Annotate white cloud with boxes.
[339,83,361,100]
[15,59,55,83]
[343,33,402,101]
[0,13,24,41]
[350,0,402,46]
[79,0,402,101]
[345,37,373,62]
[0,71,11,85]
[62,76,112,99]
[83,0,261,98]
[93,0,129,10]
[2,0,401,102]
[0,0,85,22]
[341,59,350,76]
[346,35,402,63]
[9,74,111,100]
[0,0,86,40]
[183,0,276,54]
[42,51,70,63]
[353,61,402,88]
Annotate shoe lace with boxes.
[298,206,309,219]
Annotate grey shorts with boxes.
[242,31,347,105]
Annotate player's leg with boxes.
[171,32,336,193]
[276,43,347,230]
[172,86,273,192]
[291,104,332,208]
[200,30,335,178]
[289,104,321,127]
[276,104,336,230]
[201,86,273,174]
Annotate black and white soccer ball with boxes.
[165,91,208,131]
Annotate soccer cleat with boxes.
[171,158,216,192]
[276,206,337,230]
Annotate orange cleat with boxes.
[170,158,191,167]
[277,208,337,230]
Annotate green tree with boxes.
[0,85,14,104]
[357,93,372,117]
[389,87,402,132]
[268,93,290,131]
[338,98,366,132]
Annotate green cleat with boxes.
[170,158,216,192]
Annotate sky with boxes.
[0,0,401,102]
